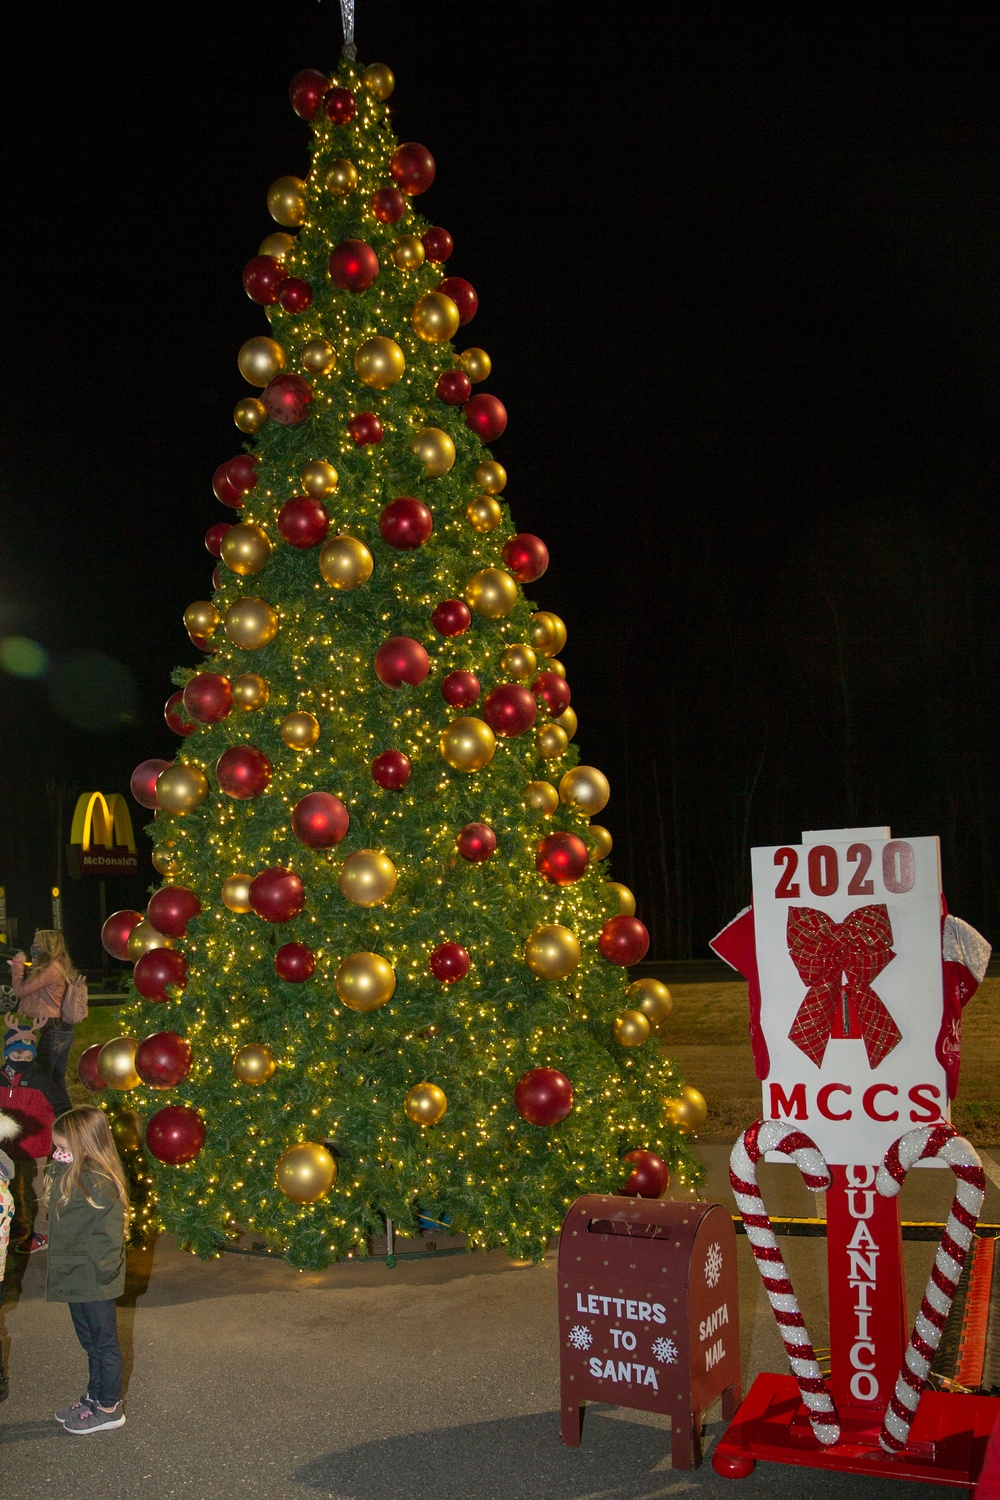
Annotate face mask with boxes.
[30,945,43,960]
[52,1146,73,1164]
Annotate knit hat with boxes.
[3,1012,41,1063]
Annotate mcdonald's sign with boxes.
[67,792,139,876]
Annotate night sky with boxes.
[2,5,999,963]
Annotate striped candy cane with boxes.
[876,1124,985,1454]
[731,1118,840,1446]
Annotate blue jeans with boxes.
[38,1021,73,1117]
[69,1300,122,1406]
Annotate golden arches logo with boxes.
[70,792,136,854]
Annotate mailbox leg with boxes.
[722,1381,739,1421]
[670,1405,697,1470]
[560,1396,583,1446]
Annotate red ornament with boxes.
[503,533,549,584]
[291,792,350,849]
[147,885,202,939]
[242,254,287,305]
[134,947,188,1003]
[437,277,478,324]
[374,636,430,689]
[390,142,436,195]
[456,823,496,862]
[371,186,407,224]
[204,522,231,557]
[165,691,196,737]
[422,226,453,262]
[289,68,329,122]
[464,393,507,441]
[215,744,272,800]
[278,495,329,548]
[441,670,480,708]
[372,751,412,789]
[226,455,259,495]
[514,1068,573,1127]
[275,942,315,983]
[621,1149,670,1199]
[536,832,589,886]
[599,915,650,966]
[328,239,379,292]
[135,1031,193,1090]
[429,942,470,983]
[146,1104,205,1165]
[379,497,433,550]
[532,671,571,717]
[210,567,222,595]
[431,598,471,637]
[347,411,383,446]
[77,1043,106,1093]
[482,683,536,737]
[101,909,143,962]
[276,276,313,313]
[130,758,171,809]
[182,672,232,725]
[249,867,306,924]
[436,369,472,405]
[263,372,312,426]
[212,462,243,509]
[323,86,357,124]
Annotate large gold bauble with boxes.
[231,672,269,711]
[589,825,613,860]
[609,882,636,916]
[473,460,506,494]
[545,658,567,679]
[183,600,221,638]
[127,921,174,961]
[466,568,518,620]
[466,495,503,532]
[404,1083,447,1126]
[324,158,359,195]
[530,610,568,658]
[440,717,495,773]
[156,763,209,815]
[524,780,559,817]
[234,397,268,434]
[221,874,253,913]
[302,459,339,497]
[233,1043,276,1085]
[524,924,581,980]
[267,175,307,228]
[627,977,672,1031]
[319,534,373,590]
[560,765,610,815]
[459,347,491,383]
[225,597,279,650]
[97,1036,141,1090]
[536,723,569,760]
[338,849,397,907]
[275,1142,337,1203]
[111,1109,143,1153]
[555,706,578,741]
[238,336,286,387]
[300,339,337,376]
[221,523,272,577]
[280,712,320,750]
[614,1009,651,1047]
[411,427,456,478]
[151,844,180,878]
[411,291,461,343]
[391,234,425,270]
[363,62,395,99]
[258,231,295,262]
[664,1096,694,1134]
[500,644,537,680]
[336,951,396,1011]
[354,336,405,389]
[681,1085,708,1128]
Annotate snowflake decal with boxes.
[705,1240,723,1288]
[567,1324,593,1351]
[652,1336,678,1364]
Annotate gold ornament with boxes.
[363,62,395,99]
[300,339,336,376]
[500,644,537,680]
[319,534,373,591]
[555,706,578,740]
[267,176,307,228]
[183,601,221,639]
[338,849,397,907]
[127,921,174,961]
[97,1037,141,1090]
[275,1142,337,1203]
[473,460,506,494]
[238,336,285,387]
[224,597,279,650]
[233,1043,276,1085]
[609,882,636,916]
[535,723,569,760]
[466,494,503,532]
[231,672,270,711]
[560,765,610,815]
[111,1110,143,1152]
[404,1083,448,1125]
[391,234,425,270]
[524,924,581,980]
[530,610,568,657]
[151,844,180,878]
[524,781,560,817]
[234,397,268,434]
[280,712,320,750]
[614,1009,651,1047]
[155,763,209,815]
[258,231,295,262]
[681,1086,708,1128]
[589,825,613,860]
[440,716,495,773]
[336,951,396,1011]
[411,291,460,342]
[411,427,456,477]
[222,874,253,913]
[459,347,491,383]
[221,523,272,577]
[354,336,405,389]
[324,158,359,195]
[301,459,339,497]
[664,1096,694,1134]
[466,568,518,620]
[545,658,567,679]
[627,977,672,1031]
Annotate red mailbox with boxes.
[558,1194,741,1469]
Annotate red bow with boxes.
[786,904,900,1068]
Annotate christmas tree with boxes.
[92,55,703,1268]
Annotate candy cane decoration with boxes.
[876,1124,984,1454]
[731,1118,840,1446]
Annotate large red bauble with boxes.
[77,1043,106,1093]
[328,239,379,292]
[135,1031,193,1090]
[515,1068,573,1127]
[532,671,571,717]
[249,867,305,923]
[482,683,536,737]
[437,277,477,324]
[503,533,549,584]
[432,598,471,637]
[323,86,356,124]
[291,792,350,849]
[441,670,480,708]
[263,372,312,426]
[101,909,143,962]
[379,497,433,550]
[374,636,430,689]
[347,411,383,446]
[621,1149,670,1199]
[182,672,232,724]
[429,942,470,983]
[536,832,589,886]
[390,142,436,195]
[465,393,507,441]
[215,744,272,800]
[422,226,453,262]
[371,186,406,224]
[146,1104,205,1165]
[277,277,313,313]
[134,947,188,1003]
[242,254,287,304]
[147,885,202,939]
[278,495,329,548]
[289,68,329,121]
[226,455,259,494]
[456,822,496,862]
[599,915,650,966]
[204,521,231,557]
[274,942,315,983]
[165,691,196,737]
[436,369,472,406]
[212,461,243,508]
[371,751,411,789]
[130,758,171,809]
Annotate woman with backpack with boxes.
[10,931,85,1117]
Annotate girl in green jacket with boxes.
[45,1105,128,1434]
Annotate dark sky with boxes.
[3,4,1000,960]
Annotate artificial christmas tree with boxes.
[99,54,702,1268]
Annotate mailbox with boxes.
[558,1194,741,1468]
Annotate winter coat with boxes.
[0,1063,59,1158]
[45,1165,126,1303]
